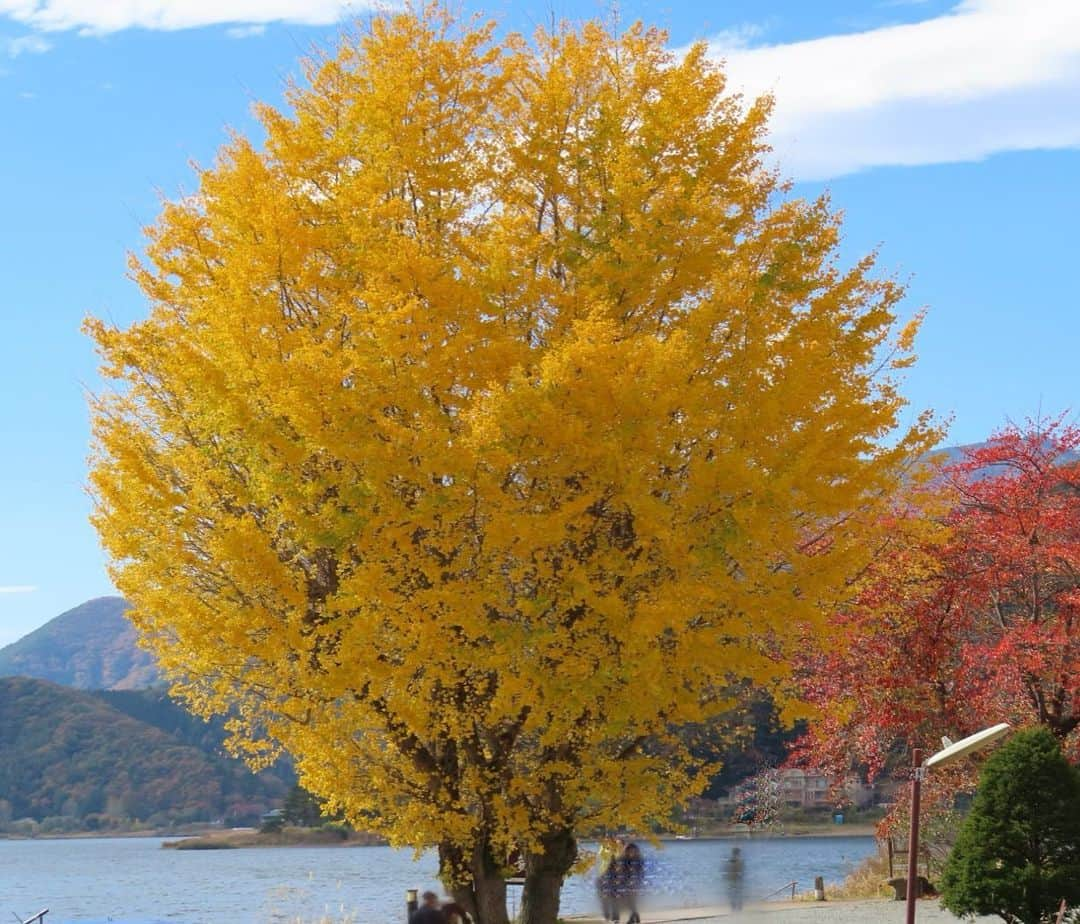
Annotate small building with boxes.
[777,769,876,809]
[259,808,285,831]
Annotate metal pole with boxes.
[905,749,924,924]
[406,888,418,921]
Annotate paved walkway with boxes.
[565,899,999,922]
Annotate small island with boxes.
[163,825,387,850]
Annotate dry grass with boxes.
[164,826,383,849]
[828,848,894,900]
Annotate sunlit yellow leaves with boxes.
[86,4,939,871]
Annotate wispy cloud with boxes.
[0,585,36,593]
[4,33,51,56]
[701,22,766,55]
[225,23,266,39]
[0,1,378,35]
[712,0,1080,179]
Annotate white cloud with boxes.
[713,0,1080,178]
[0,585,36,593]
[4,32,50,55]
[0,1,378,34]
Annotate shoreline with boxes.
[1,822,878,847]
[566,898,999,922]
[664,823,877,839]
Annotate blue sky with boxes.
[1,0,1077,645]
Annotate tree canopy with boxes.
[794,419,1080,785]
[87,8,935,923]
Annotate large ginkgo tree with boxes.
[87,7,936,923]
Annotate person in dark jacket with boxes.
[597,844,622,922]
[617,842,645,924]
[410,891,447,924]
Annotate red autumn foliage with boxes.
[793,418,1080,785]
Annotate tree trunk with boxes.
[447,881,479,924]
[471,874,510,924]
[439,840,510,924]
[519,828,577,924]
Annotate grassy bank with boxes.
[829,849,894,900]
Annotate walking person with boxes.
[617,842,645,924]
[724,847,746,912]
[596,838,623,922]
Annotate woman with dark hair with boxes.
[409,892,447,924]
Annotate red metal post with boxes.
[905,749,924,924]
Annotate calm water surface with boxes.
[0,834,875,923]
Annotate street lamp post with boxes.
[905,748,924,924]
[904,723,1010,924]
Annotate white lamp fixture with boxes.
[925,723,1010,769]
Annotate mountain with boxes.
[0,676,290,832]
[0,596,159,690]
[96,687,268,757]
[929,440,1079,475]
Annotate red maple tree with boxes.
[793,418,1080,789]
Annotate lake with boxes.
[0,834,876,923]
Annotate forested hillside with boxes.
[0,596,158,689]
[0,677,290,833]
[96,687,237,754]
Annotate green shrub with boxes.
[940,727,1080,924]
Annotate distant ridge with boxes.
[927,440,1079,480]
[0,596,159,690]
[0,676,289,829]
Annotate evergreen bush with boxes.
[940,727,1080,923]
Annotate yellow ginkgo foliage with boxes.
[87,8,938,924]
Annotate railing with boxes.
[760,880,798,901]
[14,910,48,924]
[506,875,525,920]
